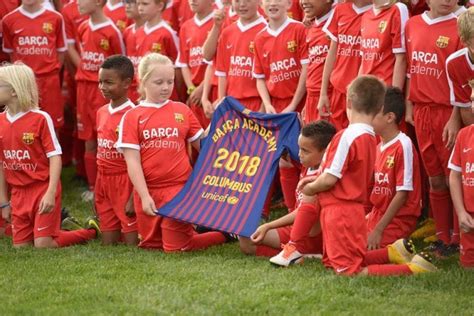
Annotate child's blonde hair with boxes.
[137,53,173,98]
[0,63,39,112]
[458,7,474,43]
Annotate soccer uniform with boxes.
[214,16,267,111]
[304,9,332,124]
[162,0,180,31]
[123,23,141,102]
[176,12,215,127]
[177,0,194,30]
[117,100,219,251]
[448,125,474,268]
[322,2,372,130]
[0,0,19,63]
[75,18,125,140]
[367,132,421,247]
[135,21,179,62]
[0,110,62,244]
[446,48,474,109]
[318,123,377,275]
[360,3,409,85]
[2,6,67,127]
[103,0,131,33]
[253,17,309,113]
[62,0,87,46]
[288,0,304,21]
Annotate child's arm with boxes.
[39,155,62,214]
[367,191,408,250]
[201,64,215,118]
[282,63,307,113]
[122,149,156,216]
[404,77,414,126]
[392,53,406,90]
[217,76,227,100]
[442,107,461,150]
[202,9,225,61]
[256,78,276,114]
[67,43,81,68]
[318,40,337,117]
[300,172,338,196]
[0,167,10,222]
[450,170,474,233]
[251,211,297,243]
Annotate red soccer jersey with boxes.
[0,0,18,62]
[360,3,409,85]
[96,100,135,174]
[75,19,125,82]
[294,167,320,210]
[306,9,332,95]
[215,16,267,100]
[61,0,87,45]
[405,12,462,105]
[117,100,203,188]
[162,0,180,31]
[318,123,377,207]
[0,110,62,187]
[123,23,140,74]
[176,13,215,85]
[446,48,474,108]
[323,2,372,93]
[253,18,308,100]
[288,0,303,21]
[449,125,474,213]
[177,0,194,30]
[135,21,179,62]
[103,0,131,33]
[370,132,421,217]
[2,6,67,75]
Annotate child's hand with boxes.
[213,9,226,28]
[39,190,55,214]
[202,98,215,118]
[264,103,277,114]
[442,114,460,150]
[405,100,415,126]
[250,224,269,244]
[141,195,157,216]
[2,205,11,223]
[459,211,474,233]
[317,95,331,117]
[367,229,382,250]
[189,85,204,106]
[125,197,135,218]
[297,176,317,192]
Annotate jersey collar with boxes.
[6,110,29,123]
[194,11,214,27]
[106,0,124,11]
[237,15,267,32]
[314,9,333,26]
[108,99,135,114]
[144,20,167,34]
[266,17,293,37]
[19,6,46,19]
[379,132,402,152]
[89,19,114,31]
[349,123,375,135]
[352,3,372,15]
[421,11,456,25]
[139,100,170,109]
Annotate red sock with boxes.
[188,232,226,250]
[279,165,300,210]
[54,229,96,247]
[367,264,412,276]
[451,211,460,244]
[365,248,389,265]
[255,245,280,257]
[84,151,97,190]
[429,190,452,244]
[290,202,320,252]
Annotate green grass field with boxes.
[1,167,473,315]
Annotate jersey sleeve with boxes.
[446,53,471,108]
[323,132,352,179]
[395,141,414,191]
[322,7,338,42]
[176,25,188,67]
[448,131,463,172]
[110,25,126,55]
[116,110,140,151]
[214,30,228,77]
[252,37,265,79]
[185,106,204,142]
[38,111,62,157]
[297,24,309,65]
[391,3,409,54]
[282,116,302,162]
[62,9,76,44]
[168,29,180,63]
[1,17,13,52]
[56,15,68,52]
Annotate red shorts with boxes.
[413,103,451,177]
[10,182,61,245]
[366,208,418,248]
[329,89,349,131]
[321,203,367,275]
[95,171,137,233]
[303,92,320,124]
[134,184,199,252]
[189,85,217,128]
[460,214,474,268]
[272,96,306,113]
[237,97,263,112]
[76,80,107,141]
[37,72,64,128]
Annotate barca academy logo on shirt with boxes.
[249,41,255,54]
[378,21,387,33]
[435,36,450,49]
[42,22,53,34]
[100,39,110,51]
[287,40,297,53]
[174,113,184,123]
[386,155,395,168]
[22,132,35,145]
[152,43,162,53]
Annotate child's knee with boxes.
[34,237,56,248]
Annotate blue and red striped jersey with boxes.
[156,96,301,237]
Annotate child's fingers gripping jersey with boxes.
[141,195,157,216]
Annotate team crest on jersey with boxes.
[42,22,53,34]
[100,39,110,51]
[287,40,297,53]
[116,20,127,31]
[115,126,119,136]
[249,41,255,54]
[227,196,239,205]
[242,109,251,115]
[174,113,184,123]
[22,132,35,145]
[386,155,395,168]
[435,36,449,48]
[378,21,387,33]
[152,43,162,53]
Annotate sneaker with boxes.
[410,218,436,239]
[269,243,304,267]
[423,234,438,243]
[85,216,101,237]
[387,238,416,264]
[61,216,83,231]
[81,190,94,203]
[407,252,437,274]
[222,232,238,243]
[431,242,459,258]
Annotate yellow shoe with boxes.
[387,239,416,264]
[410,218,436,239]
[407,252,437,274]
[423,234,438,243]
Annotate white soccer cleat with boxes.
[269,243,304,267]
